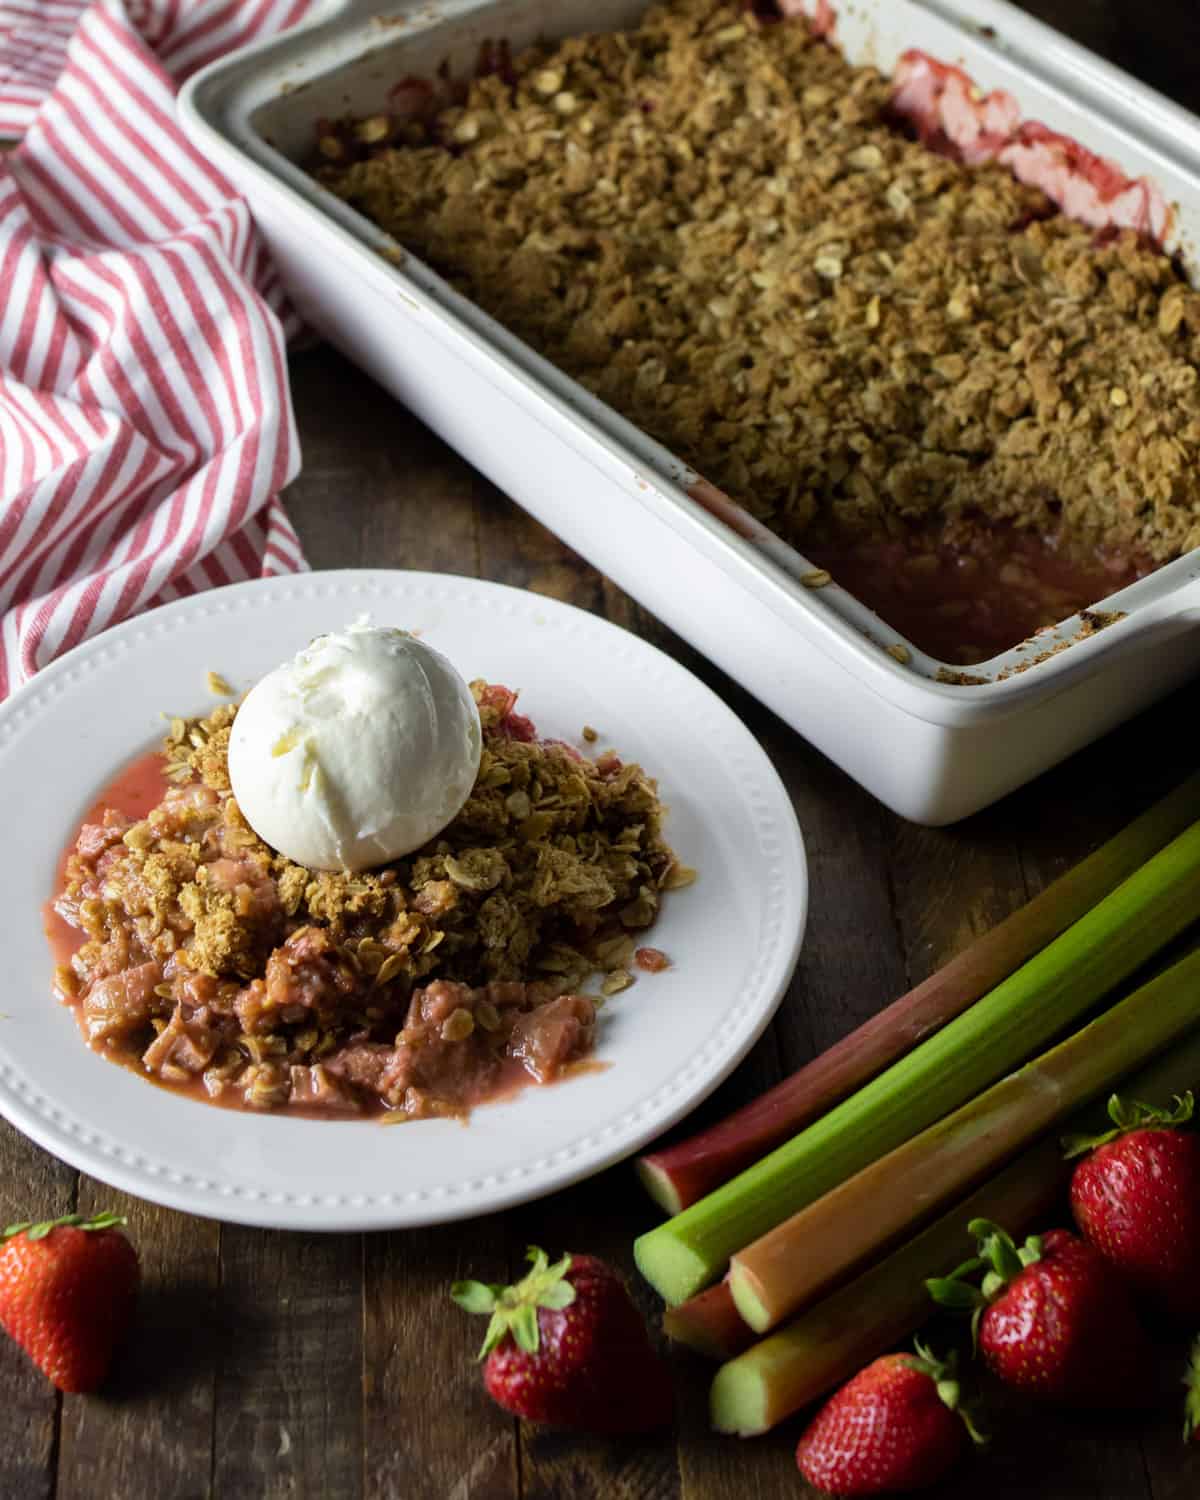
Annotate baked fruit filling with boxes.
[50,684,685,1120]
[313,0,1200,665]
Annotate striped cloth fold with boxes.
[0,0,320,701]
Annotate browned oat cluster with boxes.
[53,683,686,1119]
[314,0,1200,566]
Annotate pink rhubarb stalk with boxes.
[636,771,1200,1215]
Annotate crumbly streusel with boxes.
[53,683,685,1117]
[315,0,1200,566]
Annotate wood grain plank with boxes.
[1138,1373,1200,1500]
[363,1224,519,1500]
[0,1122,75,1500]
[771,750,906,1069]
[286,348,481,580]
[54,1180,220,1500]
[965,1405,1157,1499]
[475,488,605,615]
[210,1227,363,1500]
[1013,688,1200,901]
[606,576,905,1076]
[504,1173,681,1500]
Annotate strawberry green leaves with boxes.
[1,1212,127,1244]
[926,1220,1045,1342]
[451,1247,577,1358]
[1063,1090,1194,1159]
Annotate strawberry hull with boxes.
[454,1249,674,1435]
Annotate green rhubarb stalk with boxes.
[709,1025,1200,1436]
[637,770,1200,1215]
[729,944,1200,1333]
[635,818,1200,1305]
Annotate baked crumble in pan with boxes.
[312,0,1200,662]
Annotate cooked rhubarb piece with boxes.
[50,681,679,1121]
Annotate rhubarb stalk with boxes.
[663,1281,756,1360]
[729,943,1200,1333]
[709,1026,1200,1435]
[637,770,1200,1215]
[635,819,1200,1305]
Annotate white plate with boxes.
[0,571,807,1231]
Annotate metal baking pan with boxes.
[179,0,1200,824]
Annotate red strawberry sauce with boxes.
[44,749,166,969]
[802,521,1147,664]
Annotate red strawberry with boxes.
[0,1211,139,1393]
[1065,1090,1200,1322]
[927,1219,1153,1406]
[794,1342,982,1497]
[451,1246,673,1433]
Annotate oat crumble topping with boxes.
[314,0,1200,570]
[53,683,681,1119]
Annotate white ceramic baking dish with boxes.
[179,0,1200,824]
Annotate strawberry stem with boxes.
[1184,1336,1200,1443]
[451,1246,577,1359]
[927,1220,1045,1350]
[903,1341,989,1447]
[1063,1089,1195,1159]
[1,1211,126,1243]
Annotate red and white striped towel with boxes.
[0,0,321,702]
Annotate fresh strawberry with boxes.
[927,1218,1153,1406]
[0,1211,139,1393]
[794,1342,983,1497]
[1065,1090,1200,1322]
[451,1246,673,1433]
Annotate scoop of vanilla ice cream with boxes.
[227,623,482,872]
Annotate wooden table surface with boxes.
[5,2,1200,1495]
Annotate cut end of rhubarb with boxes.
[663,1307,727,1361]
[728,1261,773,1334]
[635,1154,686,1217]
[663,1281,757,1361]
[710,1356,771,1436]
[634,1223,713,1306]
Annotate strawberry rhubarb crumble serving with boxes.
[48,626,687,1121]
[313,0,1200,665]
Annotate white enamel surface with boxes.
[177,0,1200,822]
[0,572,807,1230]
[228,622,482,870]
